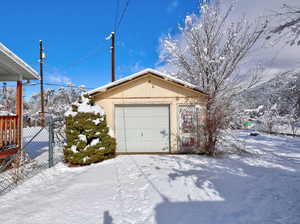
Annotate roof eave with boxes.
[0,43,40,81]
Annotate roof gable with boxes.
[89,68,207,96]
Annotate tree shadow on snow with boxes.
[151,155,300,224]
[154,199,300,224]
[235,131,300,151]
[23,141,49,159]
[22,127,50,159]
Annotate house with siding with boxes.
[0,43,39,158]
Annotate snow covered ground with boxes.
[0,130,300,224]
[22,126,63,165]
[274,124,300,135]
[23,127,49,159]
[0,127,62,195]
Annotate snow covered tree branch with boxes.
[268,4,300,45]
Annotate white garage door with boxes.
[115,105,170,153]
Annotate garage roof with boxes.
[89,68,207,95]
[0,43,40,81]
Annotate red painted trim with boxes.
[0,148,18,159]
[16,81,22,147]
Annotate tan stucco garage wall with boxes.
[93,73,208,153]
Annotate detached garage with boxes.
[89,69,208,153]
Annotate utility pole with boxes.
[111,32,115,82]
[39,40,45,127]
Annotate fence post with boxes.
[48,119,54,168]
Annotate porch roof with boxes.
[0,43,40,81]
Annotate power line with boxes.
[115,0,131,32]
[114,0,120,32]
[43,83,94,90]
[0,81,96,91]
[61,0,128,81]
[20,1,130,91]
[111,0,131,82]
[21,82,95,90]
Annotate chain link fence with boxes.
[0,117,65,195]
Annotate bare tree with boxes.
[267,4,300,45]
[260,103,279,134]
[160,1,267,156]
[0,86,16,114]
[288,108,299,136]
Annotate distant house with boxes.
[0,43,40,158]
[89,68,208,153]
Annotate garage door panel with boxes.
[116,129,143,139]
[120,106,167,113]
[119,116,169,128]
[116,113,168,120]
[124,122,169,129]
[117,109,168,117]
[140,129,169,139]
[119,133,168,141]
[115,105,170,153]
[115,128,169,135]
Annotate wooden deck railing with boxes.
[0,115,19,149]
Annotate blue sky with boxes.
[1,0,199,96]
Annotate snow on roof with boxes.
[0,111,15,116]
[0,43,40,81]
[88,68,207,95]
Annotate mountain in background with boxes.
[238,70,300,116]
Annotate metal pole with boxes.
[40,40,45,127]
[48,119,54,168]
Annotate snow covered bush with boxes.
[64,94,116,165]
